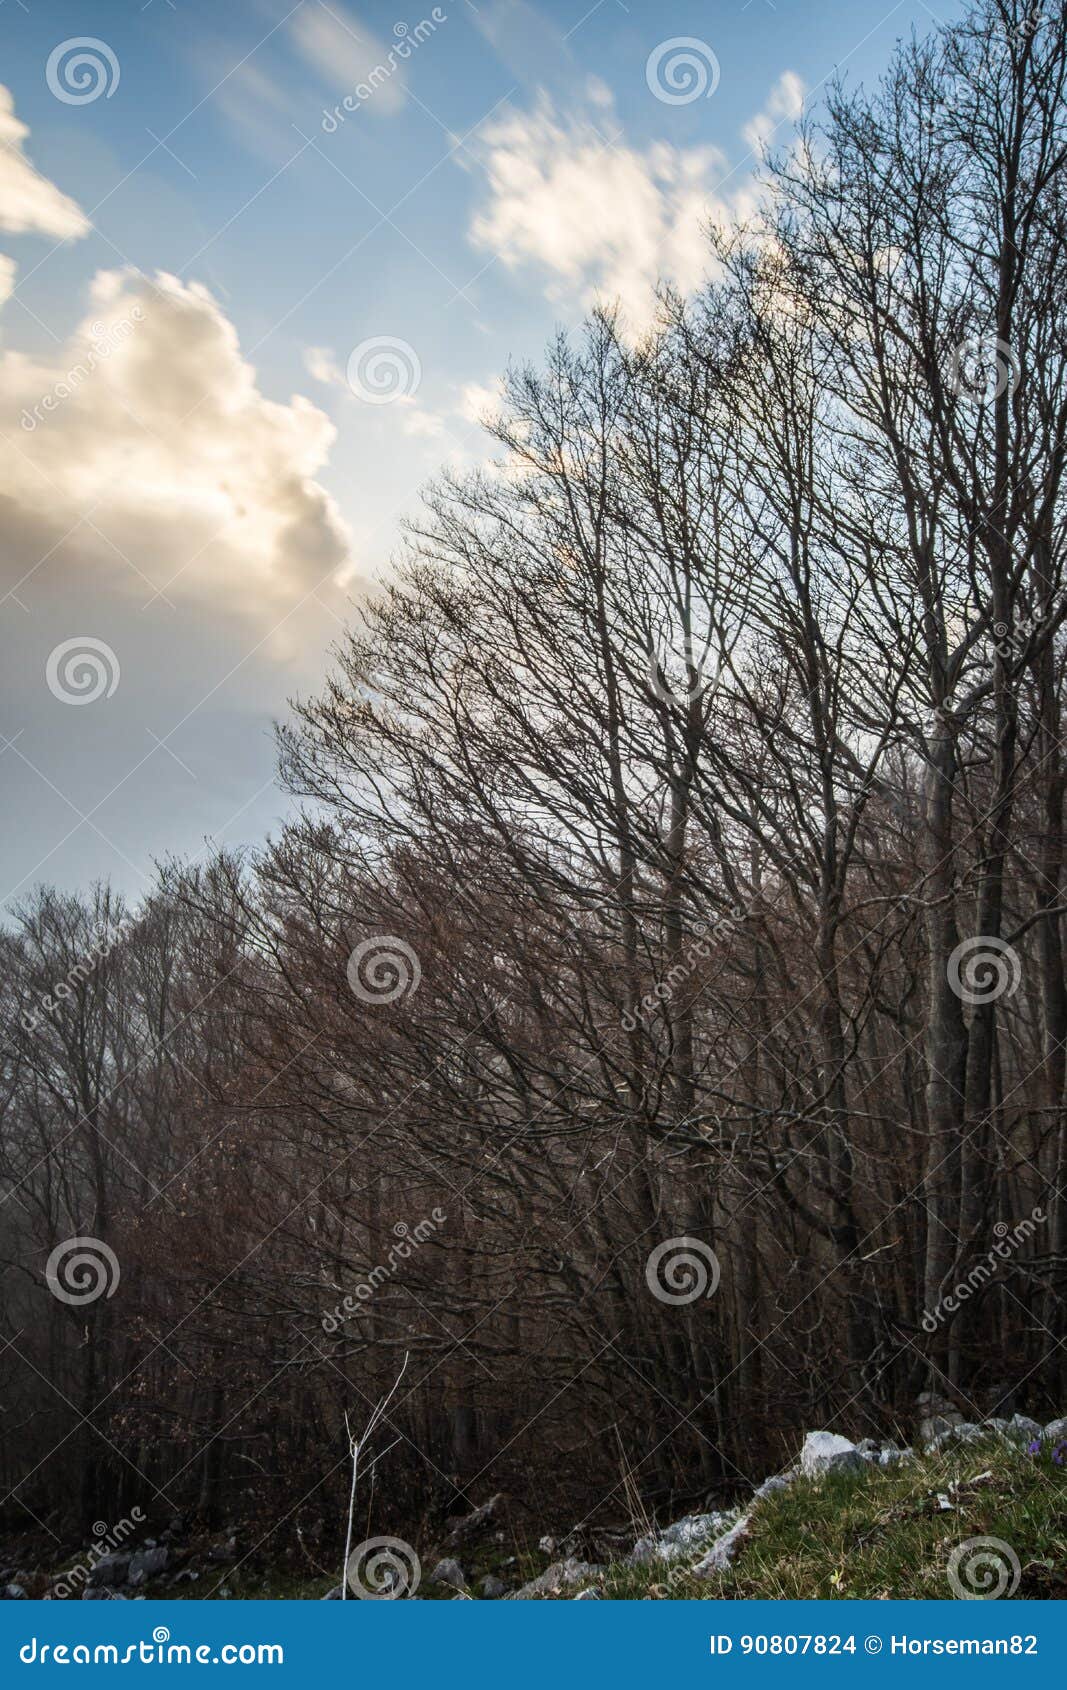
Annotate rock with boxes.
[799,1431,866,1477]
[429,1557,466,1591]
[854,1438,880,1456]
[87,1553,131,1589]
[1043,1417,1067,1443]
[128,1546,169,1587]
[1007,1414,1043,1443]
[692,1515,751,1577]
[82,1588,126,1600]
[926,1417,1040,1453]
[478,1575,506,1599]
[572,1586,601,1599]
[507,1557,604,1600]
[0,1584,27,1599]
[444,1494,508,1549]
[917,1394,964,1444]
[878,1447,914,1467]
[627,1511,732,1566]
[753,1470,796,1499]
[538,1535,557,1555]
[208,1536,237,1563]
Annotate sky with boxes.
[0,0,962,910]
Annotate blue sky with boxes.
[0,0,961,906]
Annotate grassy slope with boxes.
[603,1439,1067,1600]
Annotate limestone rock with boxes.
[799,1431,866,1478]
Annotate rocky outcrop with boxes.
[506,1556,604,1600]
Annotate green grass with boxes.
[601,1440,1067,1600]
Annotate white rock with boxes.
[507,1557,603,1600]
[799,1431,866,1477]
[692,1515,751,1577]
[753,1471,796,1499]
[1043,1417,1067,1442]
[1006,1413,1043,1443]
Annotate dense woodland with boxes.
[2,0,1067,1559]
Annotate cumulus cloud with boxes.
[1,269,350,619]
[0,86,89,239]
[467,73,805,332]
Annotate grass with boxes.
[601,1439,1067,1600]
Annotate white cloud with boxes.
[469,99,727,332]
[456,379,505,428]
[1,269,350,621]
[290,3,407,117]
[0,253,15,308]
[0,85,89,239]
[467,74,805,333]
[304,344,346,387]
[742,71,805,156]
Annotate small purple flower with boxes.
[1053,1441,1066,1466]
[1027,1439,1042,1455]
